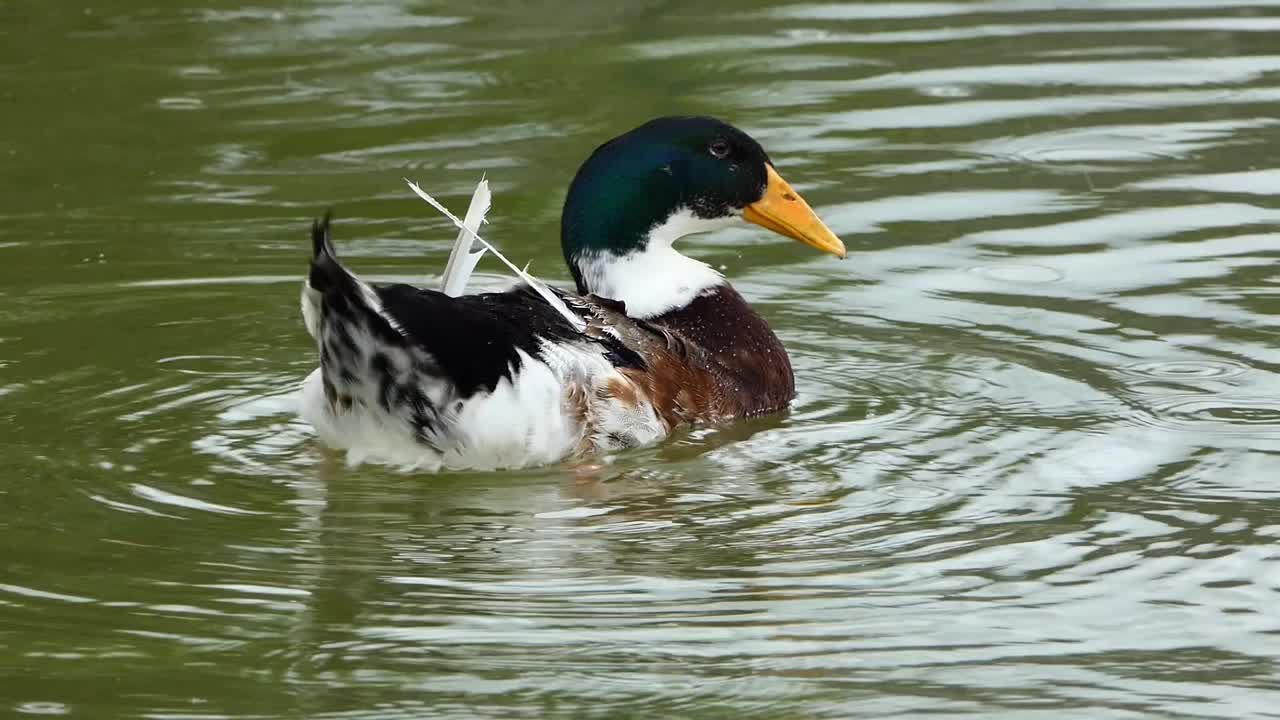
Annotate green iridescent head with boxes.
[560,116,845,295]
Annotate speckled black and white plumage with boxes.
[300,216,666,470]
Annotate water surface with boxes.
[2,1,1279,717]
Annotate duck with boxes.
[299,116,845,471]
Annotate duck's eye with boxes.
[708,139,731,159]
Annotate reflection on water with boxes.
[2,0,1279,717]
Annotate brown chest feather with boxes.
[606,285,795,427]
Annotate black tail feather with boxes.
[311,211,336,261]
[309,211,350,294]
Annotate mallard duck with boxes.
[300,116,845,470]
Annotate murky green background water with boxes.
[3,1,1280,717]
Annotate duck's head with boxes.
[561,116,845,318]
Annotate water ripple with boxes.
[3,1,1280,718]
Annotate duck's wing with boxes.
[304,214,643,392]
[368,282,645,398]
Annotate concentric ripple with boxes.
[968,263,1066,284]
[1143,396,1280,434]
[1121,358,1252,381]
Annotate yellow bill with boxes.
[742,165,846,258]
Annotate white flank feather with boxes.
[439,178,490,297]
[405,178,586,332]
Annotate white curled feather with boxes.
[439,178,490,297]
[405,178,586,332]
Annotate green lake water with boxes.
[2,1,1279,717]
